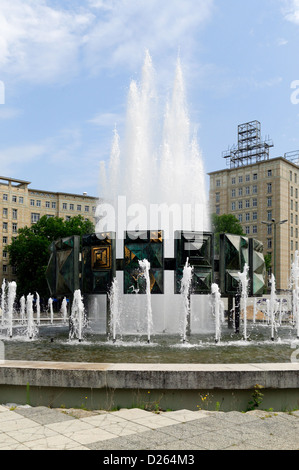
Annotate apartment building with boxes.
[209,121,298,291]
[0,176,98,283]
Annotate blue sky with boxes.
[1,0,299,197]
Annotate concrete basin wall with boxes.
[0,361,298,412]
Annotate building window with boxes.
[3,237,7,244]
[62,203,67,210]
[253,212,257,221]
[238,214,243,223]
[231,189,236,198]
[215,206,220,215]
[239,176,243,183]
[46,201,50,208]
[245,213,250,222]
[19,196,24,204]
[70,204,74,211]
[3,194,8,201]
[12,223,17,233]
[253,173,258,180]
[31,213,40,224]
[252,185,258,194]
[231,202,236,211]
[252,198,257,207]
[36,200,41,207]
[30,199,35,206]
[267,224,272,235]
[245,200,250,208]
[267,183,272,194]
[12,195,17,203]
[291,240,294,251]
[290,171,293,182]
[215,193,220,203]
[267,211,272,221]
[246,175,250,182]
[291,227,294,237]
[3,208,7,218]
[85,206,89,212]
[291,213,294,224]
[52,202,56,209]
[267,197,272,208]
[12,209,17,219]
[245,226,250,235]
[238,200,243,210]
[3,265,7,274]
[232,177,236,185]
[3,222,7,232]
[65,216,71,221]
[245,186,250,195]
[2,250,7,259]
[252,225,257,234]
[216,179,221,187]
[267,170,272,177]
[238,188,243,197]
[291,187,294,197]
[77,205,81,211]
[267,239,272,249]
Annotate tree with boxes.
[211,213,245,254]
[6,215,94,298]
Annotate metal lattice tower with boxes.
[223,121,274,168]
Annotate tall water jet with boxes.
[1,279,6,327]
[48,298,54,324]
[108,278,121,343]
[211,283,223,344]
[180,258,193,343]
[269,274,278,341]
[20,295,26,324]
[7,281,16,338]
[290,251,299,338]
[139,260,153,343]
[36,293,41,325]
[61,297,68,324]
[238,264,249,341]
[69,290,87,342]
[26,294,38,340]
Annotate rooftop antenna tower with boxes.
[223,120,274,168]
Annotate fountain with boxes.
[20,295,26,324]
[69,290,87,342]
[211,283,223,344]
[238,264,249,341]
[36,292,41,325]
[3,53,299,367]
[7,282,16,339]
[26,294,38,340]
[108,278,121,343]
[180,258,193,343]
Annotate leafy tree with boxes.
[6,215,94,298]
[211,213,245,254]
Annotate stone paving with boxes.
[0,404,298,450]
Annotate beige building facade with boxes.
[209,156,299,291]
[0,176,98,284]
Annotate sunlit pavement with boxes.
[0,405,298,450]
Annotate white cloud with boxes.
[84,0,215,74]
[0,0,93,83]
[282,0,299,24]
[0,0,214,84]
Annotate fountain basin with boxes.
[0,360,298,412]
